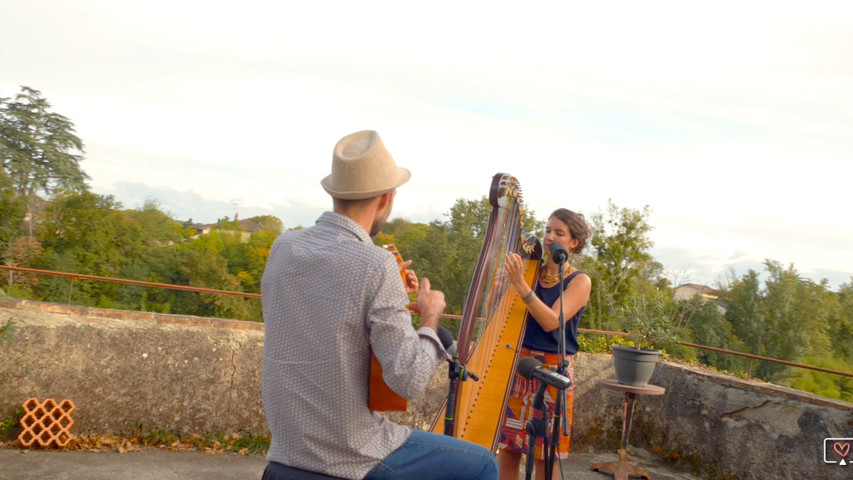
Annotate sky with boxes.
[3,1,852,290]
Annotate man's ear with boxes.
[377,191,393,210]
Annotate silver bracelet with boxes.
[521,290,537,304]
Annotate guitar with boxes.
[367,244,412,411]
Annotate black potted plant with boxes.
[610,290,677,386]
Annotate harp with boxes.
[430,173,542,450]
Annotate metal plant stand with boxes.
[591,378,666,480]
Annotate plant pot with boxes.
[611,345,661,387]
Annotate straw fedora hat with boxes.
[321,130,411,200]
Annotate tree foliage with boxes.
[610,289,679,350]
[720,261,847,392]
[0,86,89,199]
[580,199,663,331]
[0,169,27,248]
[374,196,542,317]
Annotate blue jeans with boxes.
[363,429,498,480]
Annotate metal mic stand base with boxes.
[442,357,478,437]
[523,382,550,480]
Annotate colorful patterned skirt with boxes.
[496,348,574,460]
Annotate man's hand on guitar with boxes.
[416,278,445,332]
[398,259,419,294]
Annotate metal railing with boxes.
[2,264,851,381]
[580,328,853,380]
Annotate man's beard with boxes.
[369,196,393,237]
[369,217,386,237]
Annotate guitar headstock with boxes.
[382,244,407,284]
[382,244,419,313]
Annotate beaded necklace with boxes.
[540,270,561,284]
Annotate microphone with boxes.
[437,326,479,381]
[517,357,572,390]
[437,326,458,357]
[549,242,569,265]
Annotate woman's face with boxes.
[544,216,579,255]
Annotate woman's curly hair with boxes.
[550,208,590,255]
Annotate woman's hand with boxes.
[504,252,526,291]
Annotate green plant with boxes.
[0,405,24,441]
[0,318,18,345]
[578,333,615,353]
[613,290,678,351]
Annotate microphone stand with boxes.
[524,381,550,480]
[442,353,478,437]
[546,256,570,480]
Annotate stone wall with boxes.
[0,299,267,435]
[1,298,851,479]
[571,347,853,480]
[0,298,448,436]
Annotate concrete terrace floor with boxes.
[0,446,705,480]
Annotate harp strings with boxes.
[460,184,524,377]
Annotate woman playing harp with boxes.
[497,208,592,480]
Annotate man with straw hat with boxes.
[261,130,498,480]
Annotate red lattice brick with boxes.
[17,398,75,448]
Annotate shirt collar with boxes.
[316,211,372,243]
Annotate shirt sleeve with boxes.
[367,255,444,399]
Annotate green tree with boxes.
[0,169,27,250]
[757,261,829,380]
[176,249,255,321]
[723,269,765,363]
[125,199,192,246]
[442,198,493,311]
[246,215,283,235]
[133,245,186,313]
[220,229,277,293]
[721,261,839,384]
[581,199,663,330]
[418,197,542,315]
[32,191,157,308]
[612,288,680,351]
[375,218,428,260]
[1,235,43,295]
[373,196,541,325]
[37,191,145,277]
[830,280,853,359]
[784,356,853,402]
[677,295,749,373]
[0,87,89,236]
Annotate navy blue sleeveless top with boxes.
[521,271,585,354]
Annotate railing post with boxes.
[67,277,75,305]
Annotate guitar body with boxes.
[367,244,410,412]
[368,349,408,411]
